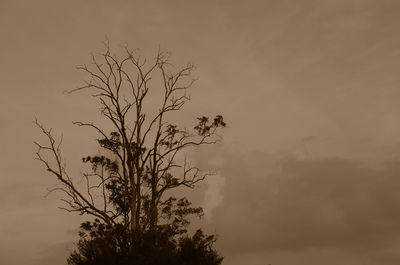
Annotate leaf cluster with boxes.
[68,219,223,265]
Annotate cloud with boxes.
[201,173,226,222]
[202,147,400,263]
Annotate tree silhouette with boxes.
[35,41,225,264]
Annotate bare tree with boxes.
[34,42,226,239]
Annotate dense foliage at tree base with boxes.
[68,220,223,265]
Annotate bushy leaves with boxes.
[82,155,118,174]
[159,196,203,235]
[98,131,121,153]
[194,115,226,136]
[105,178,131,213]
[67,188,222,265]
[68,221,223,265]
[179,230,223,265]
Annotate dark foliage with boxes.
[68,219,223,265]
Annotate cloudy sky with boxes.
[2,0,400,264]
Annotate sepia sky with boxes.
[2,0,400,264]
